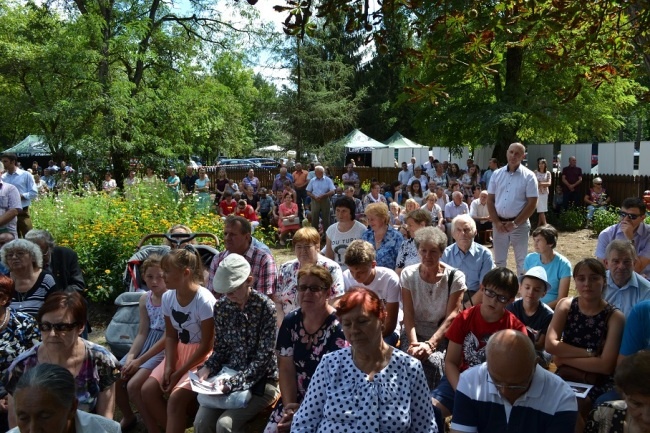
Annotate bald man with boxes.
[487,143,538,275]
[451,330,577,433]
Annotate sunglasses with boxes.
[297,285,327,293]
[483,287,510,304]
[39,321,79,332]
[619,211,641,220]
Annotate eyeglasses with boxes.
[297,285,327,293]
[5,251,28,259]
[487,375,530,391]
[483,287,510,304]
[39,321,79,332]
[619,211,641,220]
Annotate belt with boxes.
[498,216,515,222]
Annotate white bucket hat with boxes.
[519,266,551,293]
[212,254,251,294]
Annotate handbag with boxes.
[556,365,608,386]
[282,216,300,226]
[195,367,252,410]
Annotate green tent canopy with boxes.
[2,135,51,157]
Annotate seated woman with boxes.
[194,254,280,433]
[584,177,610,222]
[324,197,367,270]
[361,203,404,270]
[0,239,57,318]
[396,209,432,276]
[0,275,40,432]
[362,182,387,210]
[5,291,120,427]
[276,227,344,324]
[389,202,402,229]
[585,351,650,433]
[8,363,120,433]
[291,288,437,433]
[546,258,625,433]
[278,192,301,246]
[344,186,364,218]
[263,265,348,433]
[524,225,572,309]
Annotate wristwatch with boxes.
[586,347,595,357]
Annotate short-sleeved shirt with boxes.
[11,271,57,318]
[523,252,572,304]
[596,223,650,278]
[506,300,554,340]
[0,181,22,237]
[444,201,469,220]
[442,243,494,293]
[407,175,428,190]
[161,287,216,344]
[219,199,237,216]
[242,176,261,193]
[561,165,582,193]
[604,270,650,317]
[361,226,404,270]
[398,170,412,186]
[619,299,650,355]
[306,176,335,197]
[451,363,578,433]
[325,221,367,269]
[469,199,489,219]
[5,339,120,413]
[445,306,527,372]
[400,264,466,339]
[487,164,538,219]
[276,256,344,316]
[0,309,40,396]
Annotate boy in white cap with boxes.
[506,266,554,367]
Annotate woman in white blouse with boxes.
[291,288,437,433]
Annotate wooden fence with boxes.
[201,165,647,207]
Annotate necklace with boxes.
[0,308,10,330]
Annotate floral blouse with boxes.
[0,309,40,397]
[5,339,120,413]
[361,226,404,270]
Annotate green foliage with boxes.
[591,207,650,236]
[558,206,586,232]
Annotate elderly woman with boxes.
[276,228,344,323]
[344,186,364,217]
[585,351,650,433]
[400,226,466,389]
[524,224,572,309]
[430,163,449,189]
[396,209,432,275]
[546,259,625,432]
[585,177,610,222]
[291,288,437,433]
[278,192,302,246]
[264,265,348,433]
[8,363,120,433]
[361,203,404,270]
[0,275,40,432]
[362,182,387,210]
[325,197,367,270]
[194,254,280,433]
[5,291,120,427]
[1,239,57,318]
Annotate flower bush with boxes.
[32,184,276,302]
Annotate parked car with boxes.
[215,158,261,169]
[247,157,281,168]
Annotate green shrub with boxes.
[31,184,276,302]
[591,207,620,235]
[558,206,586,231]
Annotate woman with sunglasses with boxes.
[584,177,610,223]
[263,265,348,433]
[4,291,120,428]
[0,239,57,318]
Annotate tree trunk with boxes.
[492,45,523,160]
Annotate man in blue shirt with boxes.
[1,152,38,237]
[306,166,335,233]
[603,239,650,316]
[451,330,577,433]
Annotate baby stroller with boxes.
[106,232,219,358]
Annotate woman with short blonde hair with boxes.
[361,203,404,269]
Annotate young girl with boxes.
[141,248,216,433]
[116,255,168,431]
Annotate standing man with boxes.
[596,197,650,278]
[292,163,309,220]
[561,156,582,209]
[397,162,412,186]
[407,156,417,173]
[0,162,22,238]
[470,190,492,243]
[0,153,38,237]
[306,165,336,233]
[481,158,498,189]
[341,163,360,186]
[487,142,538,275]
[450,330,577,433]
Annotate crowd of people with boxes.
[1,146,650,433]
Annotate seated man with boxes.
[451,330,577,433]
[343,240,401,346]
[603,239,650,316]
[596,197,650,279]
[469,190,492,244]
[505,267,554,368]
[432,267,527,419]
[444,191,469,245]
[25,229,85,293]
[441,215,494,307]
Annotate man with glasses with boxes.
[431,268,527,420]
[450,330,577,433]
[596,197,650,279]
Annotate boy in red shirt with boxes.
[432,267,527,418]
[235,199,260,231]
[218,191,237,218]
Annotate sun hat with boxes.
[519,266,551,293]
[212,254,251,294]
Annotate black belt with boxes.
[498,216,515,222]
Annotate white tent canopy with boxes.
[337,129,387,153]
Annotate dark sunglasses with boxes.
[619,211,641,220]
[297,285,327,293]
[39,321,79,332]
[483,288,509,304]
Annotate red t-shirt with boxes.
[235,205,258,222]
[445,305,527,372]
[219,200,237,216]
